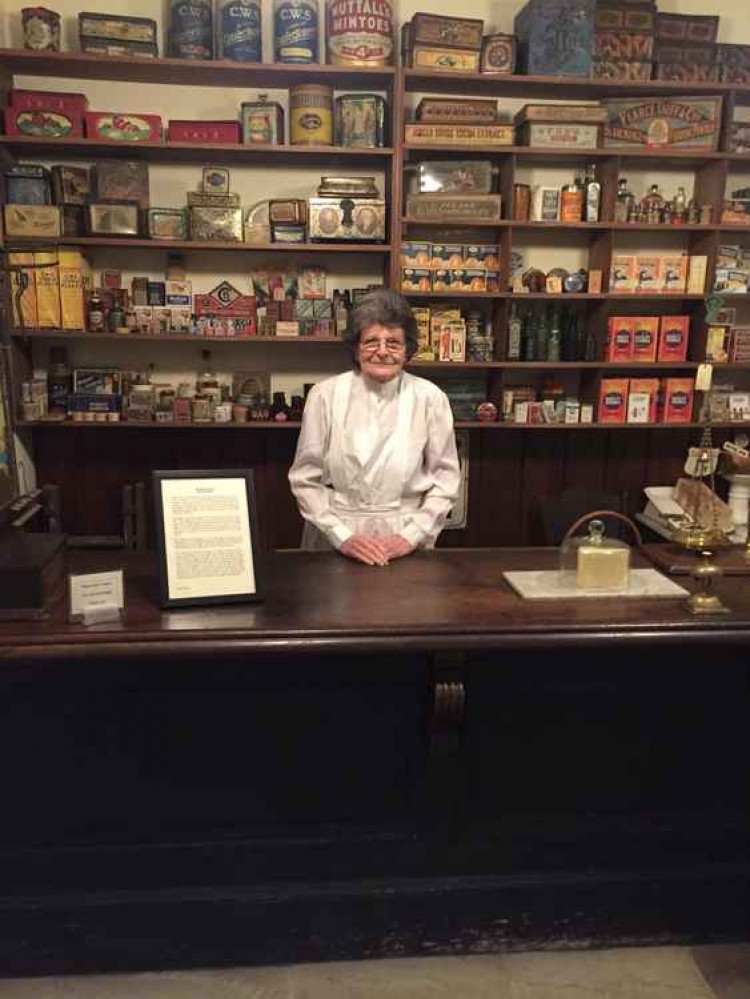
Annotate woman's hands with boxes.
[340,534,415,566]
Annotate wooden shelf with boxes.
[17,420,303,430]
[11,330,345,344]
[0,49,396,88]
[400,218,720,233]
[403,67,750,100]
[403,143,734,165]
[5,237,389,254]
[453,422,750,430]
[403,291,706,301]
[410,360,707,370]
[0,136,394,166]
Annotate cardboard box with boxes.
[658,315,690,361]
[662,377,695,423]
[661,253,689,293]
[632,317,659,362]
[705,325,729,362]
[635,255,662,293]
[58,249,88,331]
[598,377,629,423]
[401,241,431,267]
[627,391,652,423]
[687,255,708,294]
[629,377,660,423]
[34,251,61,329]
[8,252,37,329]
[607,316,633,361]
[610,254,637,293]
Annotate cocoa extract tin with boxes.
[290,84,333,145]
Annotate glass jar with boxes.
[560,518,631,591]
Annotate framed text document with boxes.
[153,469,264,609]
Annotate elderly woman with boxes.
[288,290,461,565]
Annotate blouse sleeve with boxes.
[288,384,353,549]
[401,389,461,549]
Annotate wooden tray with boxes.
[643,542,750,575]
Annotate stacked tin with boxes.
[594,0,656,82]
[654,12,720,82]
[274,0,319,62]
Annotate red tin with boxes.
[167,120,241,144]
[84,111,162,142]
[10,89,89,113]
[4,106,83,138]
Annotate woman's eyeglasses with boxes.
[360,337,406,354]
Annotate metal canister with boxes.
[217,0,262,61]
[290,84,333,145]
[22,7,61,50]
[274,0,319,63]
[325,0,393,66]
[169,0,213,59]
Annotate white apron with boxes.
[301,371,425,550]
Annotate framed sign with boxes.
[153,469,264,609]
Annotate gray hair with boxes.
[344,290,419,369]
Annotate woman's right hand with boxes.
[340,535,389,566]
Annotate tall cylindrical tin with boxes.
[169,0,214,59]
[274,0,319,63]
[290,84,333,145]
[325,0,393,66]
[217,0,262,61]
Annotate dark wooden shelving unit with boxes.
[5,236,391,254]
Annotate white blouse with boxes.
[288,370,461,550]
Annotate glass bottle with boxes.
[547,308,561,362]
[522,309,536,361]
[615,178,634,223]
[584,163,602,223]
[88,290,105,332]
[560,173,584,223]
[643,183,665,224]
[673,186,688,223]
[107,299,124,333]
[535,307,550,360]
[507,302,522,360]
[48,346,71,414]
[272,391,290,421]
[585,321,598,362]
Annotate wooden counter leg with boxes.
[423,652,466,842]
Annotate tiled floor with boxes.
[0,945,748,998]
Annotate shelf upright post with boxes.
[389,68,406,289]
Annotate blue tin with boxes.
[169,0,214,59]
[218,0,263,61]
[274,0,319,64]
[514,0,595,77]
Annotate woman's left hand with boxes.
[381,534,415,561]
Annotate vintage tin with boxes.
[274,0,319,62]
[217,0,262,61]
[719,44,750,84]
[4,107,83,139]
[655,63,719,82]
[187,191,241,207]
[189,206,243,241]
[594,31,654,60]
[146,208,187,240]
[318,175,379,196]
[416,97,497,125]
[480,33,517,74]
[51,165,89,205]
[78,12,158,51]
[3,204,61,237]
[308,198,386,240]
[22,7,60,50]
[657,43,719,66]
[603,96,723,150]
[169,0,213,58]
[85,112,162,142]
[513,183,531,220]
[93,161,150,208]
[81,37,157,57]
[272,224,306,243]
[657,13,719,43]
[10,89,88,114]
[167,120,240,143]
[290,84,333,145]
[406,194,503,223]
[520,122,601,147]
[5,164,52,205]
[335,94,386,148]
[269,199,308,224]
[410,14,483,50]
[87,201,140,237]
[61,204,84,236]
[518,103,607,124]
[596,2,655,32]
[203,166,230,193]
[404,123,514,146]
[241,98,285,144]
[418,160,494,193]
[410,46,480,71]
[326,0,394,65]
[729,121,750,153]
[594,60,652,81]
[515,0,596,77]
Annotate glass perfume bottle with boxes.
[584,163,601,223]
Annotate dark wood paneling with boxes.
[520,430,567,543]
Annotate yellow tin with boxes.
[290,84,334,145]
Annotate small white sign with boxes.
[69,569,124,620]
